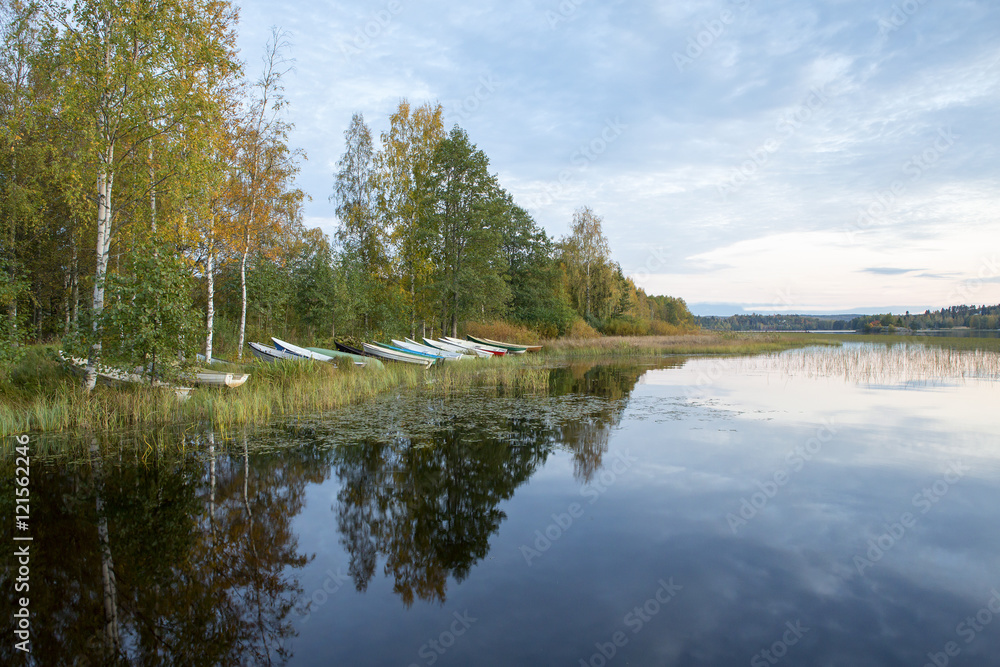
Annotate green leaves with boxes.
[98,238,200,381]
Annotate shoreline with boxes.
[3,332,998,438]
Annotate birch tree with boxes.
[333,112,385,335]
[232,30,303,359]
[373,100,444,338]
[562,206,611,320]
[48,0,239,388]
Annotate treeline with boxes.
[0,0,693,383]
[697,314,851,331]
[698,304,1000,332]
[330,106,694,342]
[849,305,1000,332]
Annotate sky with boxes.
[233,0,1000,316]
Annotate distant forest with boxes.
[697,304,1000,332]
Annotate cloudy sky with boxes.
[234,0,1000,315]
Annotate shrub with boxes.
[462,320,541,343]
[649,320,689,336]
[566,318,601,339]
[601,316,650,337]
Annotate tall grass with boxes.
[812,332,1000,352]
[543,332,829,357]
[0,349,551,437]
[739,341,1000,384]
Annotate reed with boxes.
[0,350,551,437]
[543,332,828,357]
[812,333,1000,352]
[738,341,1000,384]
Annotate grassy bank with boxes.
[7,331,994,437]
[0,347,550,437]
[541,332,833,357]
[808,332,1000,352]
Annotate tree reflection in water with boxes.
[331,361,672,606]
[0,359,684,661]
[0,428,331,666]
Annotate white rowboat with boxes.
[424,338,490,357]
[362,342,434,368]
[194,372,250,388]
[247,342,301,363]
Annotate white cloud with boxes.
[235,0,1000,311]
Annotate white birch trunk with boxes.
[237,243,248,360]
[205,244,214,364]
[86,145,114,392]
[91,439,121,657]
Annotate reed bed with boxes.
[740,342,1000,384]
[0,352,552,437]
[543,332,826,357]
[816,333,1000,352]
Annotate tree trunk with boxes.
[71,237,79,329]
[63,264,71,335]
[91,439,121,658]
[208,427,217,541]
[237,243,248,360]
[149,144,156,234]
[70,238,79,329]
[409,271,415,339]
[7,164,17,332]
[86,146,115,392]
[206,247,214,364]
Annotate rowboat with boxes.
[336,341,372,357]
[362,342,435,368]
[247,342,302,363]
[271,337,340,364]
[197,353,237,364]
[308,347,383,369]
[396,338,467,361]
[382,341,450,362]
[60,351,193,399]
[442,336,506,356]
[423,338,490,358]
[272,337,369,367]
[194,372,250,388]
[467,335,537,354]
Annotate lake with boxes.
[5,343,1000,666]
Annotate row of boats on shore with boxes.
[248,335,542,369]
[57,334,540,396]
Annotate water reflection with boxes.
[1,361,657,665]
[549,362,673,481]
[20,352,993,665]
[332,430,546,606]
[1,430,332,666]
[318,361,659,604]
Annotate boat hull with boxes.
[248,342,301,363]
[443,336,507,356]
[396,338,466,361]
[272,337,338,364]
[467,335,530,353]
[194,372,250,388]
[424,338,490,357]
[308,347,382,369]
[362,343,434,368]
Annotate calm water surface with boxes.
[4,344,1000,666]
